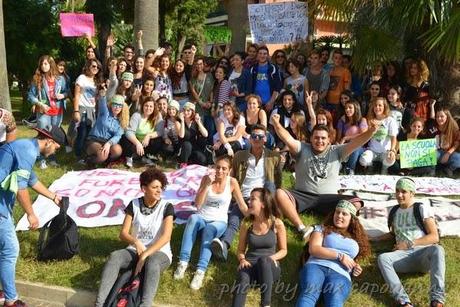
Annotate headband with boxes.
[336,200,357,217]
[396,177,416,193]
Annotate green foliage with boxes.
[204,26,232,44]
[165,0,218,54]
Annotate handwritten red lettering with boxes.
[76,200,105,218]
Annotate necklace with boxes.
[309,146,331,180]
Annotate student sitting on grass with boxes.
[374,177,445,307]
[95,168,173,307]
[174,155,248,290]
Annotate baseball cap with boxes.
[33,126,67,146]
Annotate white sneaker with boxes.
[126,157,133,168]
[77,159,86,165]
[173,261,188,280]
[39,160,48,169]
[141,156,154,166]
[65,146,73,153]
[48,160,59,167]
[190,270,205,290]
[300,225,314,242]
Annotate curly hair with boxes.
[367,97,390,120]
[406,59,430,86]
[32,55,59,92]
[140,167,168,190]
[322,211,371,261]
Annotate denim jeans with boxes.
[179,214,227,271]
[377,245,445,304]
[0,214,20,303]
[220,202,245,248]
[296,263,352,307]
[203,115,216,145]
[437,149,460,171]
[95,248,170,307]
[74,113,92,158]
[345,146,364,172]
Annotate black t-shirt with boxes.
[125,197,174,219]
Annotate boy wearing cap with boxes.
[375,177,445,307]
[0,127,64,306]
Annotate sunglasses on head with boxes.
[250,133,265,140]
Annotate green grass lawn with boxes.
[9,92,460,306]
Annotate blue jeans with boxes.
[296,263,351,307]
[437,149,460,171]
[345,146,364,172]
[74,113,92,158]
[377,245,445,304]
[0,214,20,303]
[179,214,227,271]
[203,114,216,146]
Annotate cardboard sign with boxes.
[248,2,308,44]
[60,13,95,37]
[399,138,437,168]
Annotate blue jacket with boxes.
[229,68,251,108]
[27,75,69,110]
[248,62,283,98]
[0,139,39,217]
[88,96,124,145]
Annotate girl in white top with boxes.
[213,101,246,157]
[95,168,173,307]
[174,155,248,290]
[359,97,398,174]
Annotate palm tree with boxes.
[0,0,11,111]
[134,0,159,50]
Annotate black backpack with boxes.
[387,202,428,234]
[37,196,79,261]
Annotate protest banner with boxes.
[248,2,308,44]
[399,138,437,168]
[60,13,95,37]
[16,165,208,231]
[339,175,460,196]
[358,198,460,238]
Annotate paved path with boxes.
[21,296,64,307]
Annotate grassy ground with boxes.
[9,91,460,306]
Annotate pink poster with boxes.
[60,13,95,37]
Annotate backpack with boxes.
[387,202,427,234]
[37,196,79,261]
[104,269,144,307]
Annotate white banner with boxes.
[339,175,460,196]
[16,165,209,231]
[248,2,308,44]
[359,198,460,238]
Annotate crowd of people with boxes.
[0,32,453,307]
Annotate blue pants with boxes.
[74,113,92,158]
[220,202,245,247]
[296,263,351,307]
[437,149,460,171]
[345,147,364,172]
[179,214,227,271]
[0,214,20,303]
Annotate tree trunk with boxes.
[159,0,165,43]
[0,0,11,111]
[225,0,249,53]
[134,0,159,51]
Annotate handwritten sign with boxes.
[60,13,95,37]
[248,2,308,44]
[16,166,208,230]
[399,138,437,168]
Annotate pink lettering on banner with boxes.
[60,13,95,37]
[105,198,126,218]
[128,177,140,185]
[77,201,105,218]
[95,189,121,198]
[75,189,91,197]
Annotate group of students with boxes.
[19,33,460,177]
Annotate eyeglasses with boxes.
[250,133,265,140]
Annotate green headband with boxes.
[396,177,416,193]
[336,200,357,217]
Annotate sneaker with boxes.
[430,300,444,307]
[77,159,86,165]
[0,290,4,304]
[48,160,59,167]
[39,160,47,169]
[298,226,314,242]
[173,261,188,280]
[6,299,28,307]
[125,157,133,168]
[397,301,413,307]
[141,156,155,166]
[65,146,73,153]
[190,270,205,290]
[211,238,228,261]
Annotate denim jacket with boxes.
[27,75,69,110]
[88,96,124,145]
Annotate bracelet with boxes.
[52,194,58,202]
[73,110,80,113]
[336,252,343,261]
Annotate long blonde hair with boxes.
[367,97,390,120]
[406,59,429,86]
[109,100,130,130]
[291,112,307,142]
[436,107,459,150]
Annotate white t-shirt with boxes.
[392,203,434,244]
[241,152,265,198]
[213,114,246,147]
[199,176,232,223]
[368,116,398,153]
[75,74,97,108]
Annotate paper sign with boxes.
[399,138,437,168]
[60,13,95,37]
[248,2,308,44]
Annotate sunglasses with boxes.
[250,133,265,140]
[111,103,123,108]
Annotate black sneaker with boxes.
[211,238,228,261]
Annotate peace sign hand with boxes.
[305,91,313,105]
